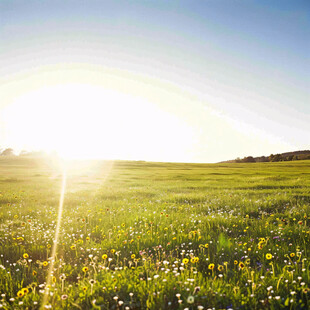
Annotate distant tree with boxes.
[235,157,242,163]
[1,148,14,156]
[242,156,255,163]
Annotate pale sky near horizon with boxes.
[0,0,309,162]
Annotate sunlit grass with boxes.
[0,158,309,309]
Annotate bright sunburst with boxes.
[3,83,194,161]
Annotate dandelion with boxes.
[21,288,29,295]
[183,258,189,265]
[17,291,24,298]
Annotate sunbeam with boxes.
[41,170,67,309]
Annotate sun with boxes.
[2,83,194,161]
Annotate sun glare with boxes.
[3,84,194,161]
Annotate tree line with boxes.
[235,152,310,163]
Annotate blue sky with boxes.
[0,1,309,162]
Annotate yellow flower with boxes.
[234,260,238,265]
[194,257,199,263]
[190,257,196,263]
[42,261,48,267]
[102,254,108,260]
[23,253,29,259]
[22,288,29,295]
[111,249,116,254]
[266,253,272,260]
[290,253,295,258]
[182,258,189,265]
[82,286,87,292]
[131,254,136,259]
[208,263,215,270]
[239,262,245,269]
[218,265,224,272]
[52,276,56,283]
[17,290,24,298]
[70,245,76,250]
[47,244,51,249]
[32,270,37,276]
[205,243,209,248]
[82,267,88,273]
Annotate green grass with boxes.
[0,157,309,309]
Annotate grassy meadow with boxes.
[0,157,309,309]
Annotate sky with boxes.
[0,0,309,162]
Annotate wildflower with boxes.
[22,288,29,295]
[23,253,29,259]
[70,245,76,250]
[111,249,116,254]
[82,287,87,292]
[33,270,37,276]
[82,267,88,273]
[42,261,48,267]
[218,265,224,272]
[131,254,136,259]
[187,295,195,304]
[102,254,108,260]
[208,263,215,270]
[266,253,272,260]
[234,260,238,265]
[183,258,189,265]
[205,243,209,248]
[61,295,68,300]
[239,262,245,269]
[17,291,24,298]
[290,253,295,258]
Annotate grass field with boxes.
[0,157,309,309]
